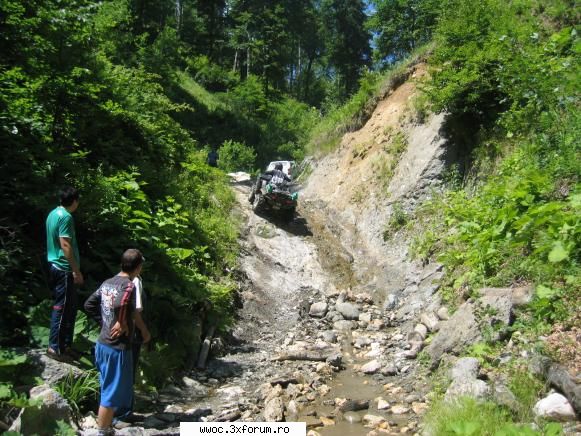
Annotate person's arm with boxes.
[134,311,151,343]
[84,289,102,325]
[59,237,83,284]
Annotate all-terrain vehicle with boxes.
[252,181,298,222]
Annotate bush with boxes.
[218,140,256,173]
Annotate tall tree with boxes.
[368,0,440,64]
[321,0,371,99]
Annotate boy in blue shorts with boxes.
[85,249,146,436]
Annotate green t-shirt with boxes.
[46,206,80,271]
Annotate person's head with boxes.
[60,186,79,211]
[275,163,283,171]
[121,249,144,277]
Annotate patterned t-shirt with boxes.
[84,275,135,350]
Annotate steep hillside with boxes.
[302,62,447,316]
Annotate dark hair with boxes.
[275,163,283,170]
[121,249,144,273]
[60,186,79,207]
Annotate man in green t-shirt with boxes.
[46,186,83,361]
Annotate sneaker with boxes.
[46,348,73,363]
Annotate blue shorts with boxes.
[95,342,133,409]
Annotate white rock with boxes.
[533,393,576,422]
[377,399,390,410]
[390,404,410,414]
[363,414,386,427]
[361,359,382,374]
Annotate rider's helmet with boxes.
[275,163,283,170]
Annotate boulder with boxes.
[425,290,514,367]
[9,385,74,435]
[309,302,328,318]
[420,312,440,332]
[359,313,372,323]
[413,323,428,340]
[533,393,576,422]
[390,404,410,414]
[264,397,285,422]
[445,358,490,402]
[336,302,360,320]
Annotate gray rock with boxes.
[116,428,146,435]
[326,353,343,367]
[533,393,576,422]
[286,400,299,418]
[182,377,209,397]
[450,357,480,380]
[354,337,372,348]
[336,302,360,320]
[333,320,355,331]
[479,286,533,307]
[9,384,74,435]
[546,363,581,415]
[492,383,520,412]
[361,360,381,374]
[445,358,490,402]
[425,290,514,367]
[383,294,399,311]
[264,397,285,422]
[436,307,450,321]
[216,386,245,402]
[309,302,328,318]
[321,331,337,343]
[380,365,398,376]
[445,379,490,402]
[413,323,428,340]
[144,415,165,428]
[420,312,440,332]
[359,313,372,323]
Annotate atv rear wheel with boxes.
[252,193,265,213]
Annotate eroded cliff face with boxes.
[301,63,448,320]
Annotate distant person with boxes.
[248,163,290,203]
[207,148,219,167]
[84,249,149,436]
[46,186,83,362]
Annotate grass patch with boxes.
[424,396,563,436]
[176,70,229,113]
[383,201,409,240]
[54,370,100,420]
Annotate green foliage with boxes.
[424,396,562,436]
[368,0,441,64]
[54,370,99,419]
[0,349,38,410]
[508,367,546,422]
[218,140,256,173]
[55,420,77,436]
[383,202,409,240]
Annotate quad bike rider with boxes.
[248,163,297,221]
[248,162,291,204]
